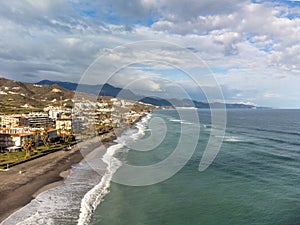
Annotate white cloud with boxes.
[0,0,299,107]
[263,92,281,98]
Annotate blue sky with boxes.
[0,0,300,108]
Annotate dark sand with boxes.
[0,130,119,223]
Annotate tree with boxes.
[41,132,49,149]
[32,129,41,150]
[22,138,34,159]
[65,128,74,147]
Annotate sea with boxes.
[1,109,300,225]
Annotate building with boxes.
[56,118,72,134]
[0,115,27,128]
[44,128,58,139]
[25,113,51,127]
[48,109,63,120]
[0,127,57,150]
[0,128,33,150]
[10,133,34,148]
[46,106,72,120]
[0,134,15,150]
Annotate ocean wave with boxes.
[253,150,299,163]
[1,162,102,225]
[237,126,300,137]
[223,136,243,142]
[169,118,194,125]
[130,114,151,140]
[77,144,123,225]
[212,135,246,143]
[77,113,151,225]
[202,124,224,130]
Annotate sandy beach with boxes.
[0,130,119,223]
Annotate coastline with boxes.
[0,129,120,223]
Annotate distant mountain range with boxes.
[37,80,260,109]
[37,80,138,100]
[0,77,263,114]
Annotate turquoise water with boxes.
[91,109,300,225]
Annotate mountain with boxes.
[0,77,74,113]
[36,80,78,91]
[0,77,258,114]
[37,80,138,100]
[37,80,258,109]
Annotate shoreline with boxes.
[0,128,123,223]
[32,170,70,198]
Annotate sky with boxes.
[0,0,300,108]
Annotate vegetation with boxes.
[0,140,77,170]
[96,124,113,135]
[41,132,50,149]
[63,128,75,147]
[32,129,41,150]
[21,138,34,159]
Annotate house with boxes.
[11,133,34,148]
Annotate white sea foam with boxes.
[1,162,103,225]
[169,119,182,122]
[131,114,151,140]
[77,144,123,225]
[169,118,193,125]
[223,136,244,142]
[77,113,151,225]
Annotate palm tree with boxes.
[57,128,62,137]
[32,129,41,150]
[22,138,33,159]
[65,128,74,147]
[41,132,49,149]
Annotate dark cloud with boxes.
[22,73,38,78]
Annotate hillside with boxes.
[0,77,74,113]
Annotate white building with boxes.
[0,115,27,128]
[56,117,72,134]
[0,128,57,149]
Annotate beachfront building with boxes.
[10,133,34,148]
[0,127,57,150]
[0,127,33,150]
